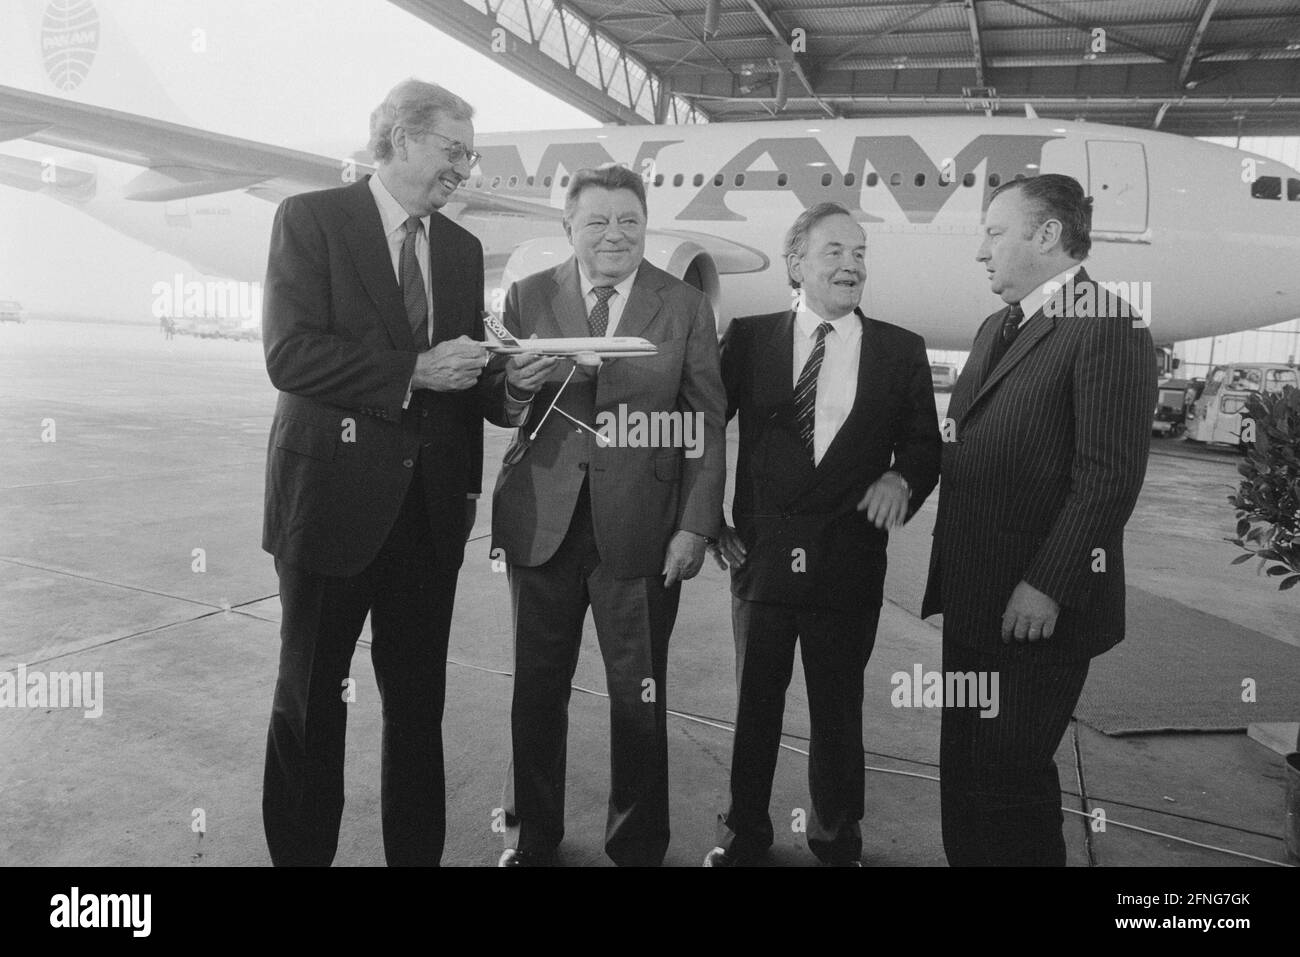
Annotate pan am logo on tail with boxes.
[42,0,99,91]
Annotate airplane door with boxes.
[1086,140,1148,232]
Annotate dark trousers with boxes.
[262,461,458,866]
[939,641,1090,867]
[502,483,681,866]
[718,597,881,864]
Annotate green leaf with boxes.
[1280,575,1300,591]
[1231,552,1254,565]
[1266,564,1290,576]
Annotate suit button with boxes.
[403,458,414,468]
[578,462,588,471]
[420,409,429,418]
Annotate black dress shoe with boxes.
[703,846,757,867]
[498,847,554,867]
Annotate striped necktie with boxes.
[987,301,1024,370]
[400,216,429,346]
[794,321,833,461]
[588,286,616,336]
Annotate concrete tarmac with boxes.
[1,319,1295,866]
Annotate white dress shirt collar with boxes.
[794,304,862,343]
[577,264,638,306]
[369,171,430,240]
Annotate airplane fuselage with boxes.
[37,116,1300,349]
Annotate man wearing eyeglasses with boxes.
[260,78,548,866]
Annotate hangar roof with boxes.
[395,0,1300,136]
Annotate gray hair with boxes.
[369,78,475,164]
[783,202,860,288]
[563,164,648,221]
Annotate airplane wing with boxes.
[0,83,558,215]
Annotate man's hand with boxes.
[464,499,478,542]
[662,530,707,588]
[708,525,747,571]
[1001,581,1060,643]
[856,471,910,529]
[505,349,559,397]
[411,335,486,392]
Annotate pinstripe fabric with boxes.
[921,268,1159,662]
[940,642,1089,866]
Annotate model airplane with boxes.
[482,311,656,367]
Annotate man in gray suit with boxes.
[489,164,727,866]
[922,174,1157,866]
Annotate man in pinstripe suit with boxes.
[922,174,1157,866]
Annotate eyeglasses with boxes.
[424,131,481,169]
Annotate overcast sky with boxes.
[0,0,600,318]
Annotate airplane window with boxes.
[735,173,746,186]
[474,176,483,189]
[845,172,856,187]
[543,175,553,187]
[694,173,704,186]
[561,175,570,187]
[915,173,926,187]
[777,173,788,186]
[492,176,501,188]
[714,173,724,187]
[1251,175,1282,200]
[821,173,833,187]
[654,173,664,187]
[527,175,534,186]
[988,173,1001,187]
[962,172,976,187]
[508,176,518,188]
[889,172,902,186]
[1013,173,1026,181]
[1288,178,1300,201]
[673,173,683,186]
[866,172,878,187]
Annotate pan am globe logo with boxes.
[42,0,100,92]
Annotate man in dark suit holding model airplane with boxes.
[259,79,547,866]
[489,164,726,867]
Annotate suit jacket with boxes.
[261,176,505,578]
[920,267,1158,660]
[489,258,726,579]
[721,308,941,613]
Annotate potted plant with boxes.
[1225,383,1300,861]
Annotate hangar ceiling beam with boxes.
[388,0,705,125]
[1179,0,1219,88]
[964,0,987,88]
[740,0,837,117]
[1000,0,1176,65]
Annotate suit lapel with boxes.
[426,211,461,341]
[547,258,591,339]
[341,177,416,352]
[753,310,796,409]
[611,261,664,341]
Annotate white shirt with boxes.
[1015,264,1082,329]
[577,266,638,336]
[369,171,433,346]
[793,306,862,466]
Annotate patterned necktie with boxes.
[400,216,429,346]
[987,301,1024,370]
[588,286,616,337]
[794,321,833,461]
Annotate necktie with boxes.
[987,301,1024,370]
[400,216,429,346]
[794,321,833,461]
[588,286,616,337]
